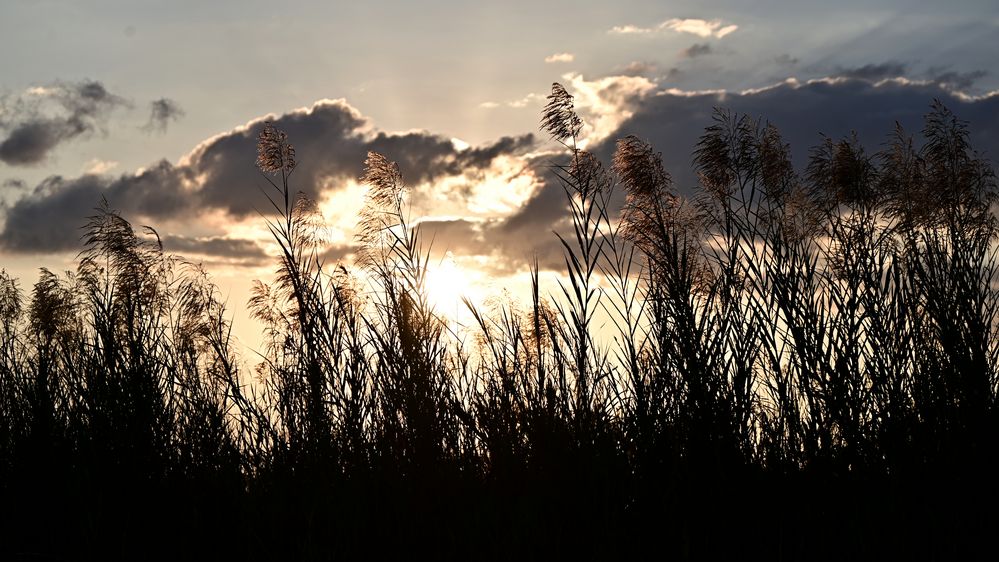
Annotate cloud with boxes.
[0,178,27,207]
[161,234,269,265]
[830,63,987,93]
[585,75,999,194]
[618,61,658,77]
[544,52,575,64]
[0,80,129,166]
[507,93,544,108]
[560,73,658,145]
[1,178,26,191]
[925,68,987,91]
[406,216,567,274]
[0,162,189,252]
[0,99,536,255]
[610,18,738,39]
[479,93,545,109]
[82,158,119,175]
[142,98,185,133]
[682,43,713,58]
[486,74,999,274]
[834,62,908,81]
[608,25,648,35]
[6,74,999,278]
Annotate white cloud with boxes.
[25,86,57,97]
[412,154,541,217]
[506,93,543,108]
[609,24,651,35]
[610,18,738,39]
[479,93,544,109]
[82,158,119,175]
[544,52,575,63]
[561,72,658,146]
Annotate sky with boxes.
[2,0,999,352]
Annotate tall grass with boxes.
[1,91,996,560]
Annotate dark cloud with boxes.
[161,234,268,264]
[320,242,361,263]
[1,178,26,191]
[682,43,713,58]
[0,161,189,252]
[604,77,999,192]
[1,178,27,206]
[493,76,999,274]
[0,80,128,166]
[0,99,535,254]
[829,63,987,93]
[318,216,562,272]
[7,78,999,277]
[834,62,908,81]
[926,68,987,91]
[414,217,566,274]
[414,218,483,256]
[142,98,185,133]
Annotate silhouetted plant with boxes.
[1,90,996,561]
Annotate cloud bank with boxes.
[0,99,536,258]
[3,72,999,276]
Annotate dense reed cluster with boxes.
[1,88,997,560]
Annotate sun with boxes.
[424,252,475,322]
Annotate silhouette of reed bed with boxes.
[1,84,997,560]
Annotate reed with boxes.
[0,89,995,560]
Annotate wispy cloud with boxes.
[681,43,713,58]
[480,93,544,109]
[142,98,184,133]
[608,24,648,35]
[507,93,544,108]
[161,234,269,265]
[617,61,659,77]
[82,158,119,175]
[834,62,908,81]
[0,80,129,166]
[830,62,987,93]
[610,18,738,39]
[926,68,987,91]
[544,52,575,63]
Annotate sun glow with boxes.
[424,252,479,325]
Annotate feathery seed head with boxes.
[256,122,297,173]
[541,82,583,142]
